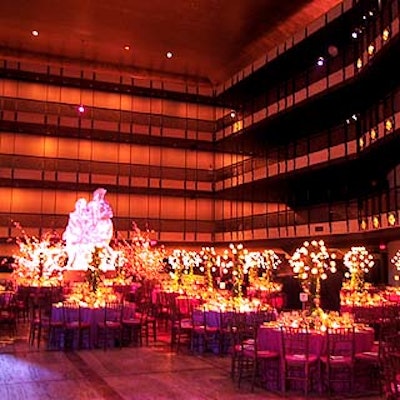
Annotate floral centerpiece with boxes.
[65,282,119,308]
[220,243,248,299]
[343,246,374,292]
[289,239,337,313]
[85,246,109,293]
[199,247,219,290]
[168,249,194,291]
[246,249,282,291]
[11,223,68,287]
[115,222,166,283]
[278,309,354,331]
[390,249,400,282]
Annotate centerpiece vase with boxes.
[350,270,364,292]
[312,276,322,313]
[206,261,214,290]
[232,264,243,300]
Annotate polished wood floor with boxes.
[0,322,382,400]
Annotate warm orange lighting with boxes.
[359,137,364,149]
[31,30,39,37]
[233,120,243,133]
[360,219,367,230]
[370,128,377,140]
[124,45,130,51]
[385,119,393,132]
[388,213,396,226]
[382,28,390,41]
[372,216,380,228]
[367,43,375,55]
[356,58,363,69]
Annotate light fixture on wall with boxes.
[385,118,394,133]
[351,27,362,39]
[372,215,380,229]
[388,212,397,226]
[382,28,390,41]
[367,43,375,56]
[360,219,367,230]
[316,56,325,66]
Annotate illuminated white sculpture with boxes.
[63,188,116,271]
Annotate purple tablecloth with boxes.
[52,303,135,348]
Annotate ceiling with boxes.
[0,0,342,85]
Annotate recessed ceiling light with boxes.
[124,45,130,51]
[77,105,85,113]
[31,30,39,37]
[166,51,173,59]
[316,56,325,66]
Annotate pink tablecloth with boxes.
[258,325,374,356]
[175,296,201,315]
[257,325,375,393]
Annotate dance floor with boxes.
[0,323,381,400]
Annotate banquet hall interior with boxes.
[0,0,400,399]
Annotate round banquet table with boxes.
[257,324,375,392]
[258,324,375,356]
[191,309,277,354]
[51,302,136,349]
[340,303,398,324]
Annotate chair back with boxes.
[0,291,15,309]
[122,300,136,320]
[63,301,80,325]
[325,326,355,359]
[382,351,400,398]
[281,326,312,360]
[191,306,205,328]
[104,301,123,323]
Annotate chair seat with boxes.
[234,343,255,353]
[286,353,319,363]
[321,355,353,365]
[193,325,206,333]
[122,318,141,325]
[65,321,80,329]
[99,321,121,328]
[180,320,193,329]
[0,310,15,319]
[355,351,378,361]
[242,348,278,358]
[257,350,280,359]
[49,321,64,328]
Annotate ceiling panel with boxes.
[0,0,342,84]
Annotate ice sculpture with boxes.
[63,188,116,271]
